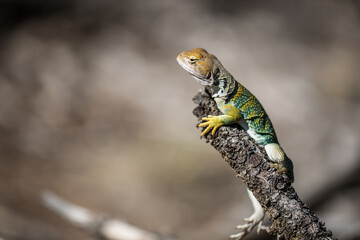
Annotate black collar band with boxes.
[225,81,238,103]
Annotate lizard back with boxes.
[230,81,278,145]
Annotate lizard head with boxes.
[177,48,219,86]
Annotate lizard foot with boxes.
[198,115,224,136]
[270,161,294,182]
[230,188,266,240]
[229,210,266,240]
[270,162,288,174]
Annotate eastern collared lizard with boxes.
[177,48,294,240]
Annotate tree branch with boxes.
[192,90,337,240]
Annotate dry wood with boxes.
[192,90,337,240]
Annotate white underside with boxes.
[238,120,267,144]
[247,128,267,143]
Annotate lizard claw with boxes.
[270,163,288,174]
[243,217,254,223]
[257,220,268,234]
[231,220,266,240]
[270,161,294,182]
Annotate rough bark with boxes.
[192,90,337,240]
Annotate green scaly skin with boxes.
[216,81,278,145]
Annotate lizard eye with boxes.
[188,57,197,64]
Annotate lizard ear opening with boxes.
[205,72,212,79]
[213,68,220,79]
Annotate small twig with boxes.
[42,190,175,240]
[192,91,337,240]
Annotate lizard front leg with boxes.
[198,114,238,136]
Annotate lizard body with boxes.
[177,48,294,239]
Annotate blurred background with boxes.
[0,0,359,239]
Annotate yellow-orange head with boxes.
[176,48,217,85]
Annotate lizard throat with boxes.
[211,77,236,100]
[191,73,213,85]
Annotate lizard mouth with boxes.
[190,72,212,85]
[177,58,213,86]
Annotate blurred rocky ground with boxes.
[0,0,359,239]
